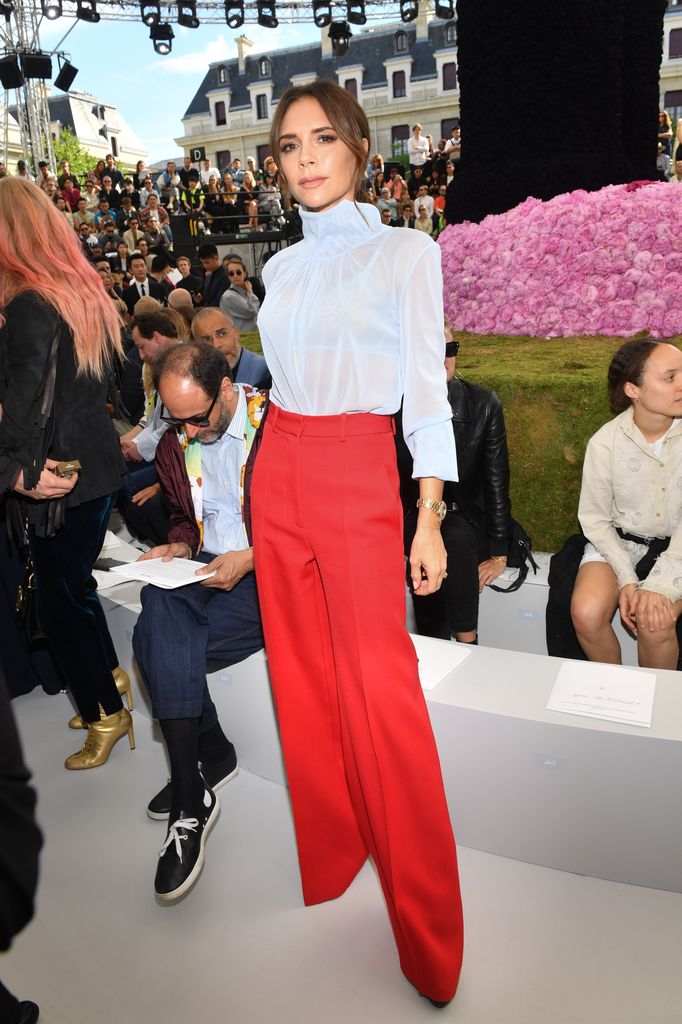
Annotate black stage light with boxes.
[256,0,278,28]
[40,0,62,19]
[224,0,244,28]
[98,124,109,140]
[312,0,331,27]
[140,0,160,25]
[54,57,78,90]
[347,1,366,26]
[21,52,53,78]
[76,0,100,22]
[435,0,454,18]
[150,22,174,54]
[0,54,23,89]
[399,0,418,22]
[0,2,14,18]
[329,20,351,56]
[177,0,199,28]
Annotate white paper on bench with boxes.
[409,633,473,691]
[546,660,656,728]
[106,557,216,590]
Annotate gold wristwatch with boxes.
[416,498,447,523]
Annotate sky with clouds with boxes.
[36,14,323,163]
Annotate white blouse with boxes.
[258,200,457,482]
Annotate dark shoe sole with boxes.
[154,798,220,902]
[147,764,238,821]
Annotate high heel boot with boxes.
[68,667,133,729]
[65,708,135,770]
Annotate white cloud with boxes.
[147,32,234,74]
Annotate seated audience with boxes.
[198,243,229,307]
[123,252,167,315]
[571,339,682,669]
[192,306,270,387]
[397,323,513,644]
[219,256,260,332]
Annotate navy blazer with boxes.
[234,346,271,389]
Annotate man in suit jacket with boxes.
[192,307,270,388]
[123,253,166,316]
[176,255,202,301]
[198,243,229,308]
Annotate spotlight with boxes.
[0,2,14,18]
[54,57,78,90]
[40,0,62,18]
[435,0,454,17]
[150,22,174,54]
[312,0,331,27]
[76,0,99,21]
[347,1,365,26]
[224,0,244,28]
[140,0,160,26]
[399,0,418,22]
[256,0,278,28]
[21,52,53,78]
[0,54,23,89]
[329,20,351,56]
[177,0,199,28]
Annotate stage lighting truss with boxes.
[40,0,62,19]
[434,0,454,19]
[399,0,418,23]
[312,0,331,28]
[256,0,277,28]
[149,20,174,53]
[224,0,244,27]
[177,0,199,28]
[140,0,160,26]
[76,0,100,21]
[0,1,14,18]
[329,19,351,56]
[347,0,365,26]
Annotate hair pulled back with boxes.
[607,338,660,413]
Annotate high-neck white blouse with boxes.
[258,199,458,481]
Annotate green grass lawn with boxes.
[243,331,682,552]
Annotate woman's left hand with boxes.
[629,588,676,633]
[409,527,447,596]
[478,557,507,592]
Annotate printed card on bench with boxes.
[546,660,655,728]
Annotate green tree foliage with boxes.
[52,127,97,182]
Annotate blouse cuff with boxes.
[408,419,458,482]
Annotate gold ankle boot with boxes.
[68,667,133,729]
[65,708,135,770]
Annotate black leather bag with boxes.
[489,518,539,594]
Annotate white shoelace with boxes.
[159,818,199,863]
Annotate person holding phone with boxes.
[0,177,134,770]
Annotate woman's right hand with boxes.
[13,459,79,500]
[618,583,638,634]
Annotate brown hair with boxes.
[607,338,660,413]
[269,79,370,205]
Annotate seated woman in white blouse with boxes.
[572,338,682,669]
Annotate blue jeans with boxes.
[132,556,263,727]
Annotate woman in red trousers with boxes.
[252,79,464,1007]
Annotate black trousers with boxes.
[29,494,122,723]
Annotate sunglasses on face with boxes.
[159,383,221,428]
[227,269,244,277]
[445,340,460,358]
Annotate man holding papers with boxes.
[132,340,267,901]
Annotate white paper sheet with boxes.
[409,633,473,691]
[546,660,656,728]
[107,557,216,590]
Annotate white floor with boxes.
[4,687,682,1024]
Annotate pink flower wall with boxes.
[439,182,682,338]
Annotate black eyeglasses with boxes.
[445,340,460,358]
[159,384,221,428]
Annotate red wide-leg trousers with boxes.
[251,405,464,1002]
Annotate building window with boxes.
[670,28,682,59]
[392,70,406,99]
[256,94,268,120]
[441,117,458,140]
[442,62,457,91]
[259,57,271,78]
[665,90,682,123]
[111,136,118,157]
[391,124,409,157]
[215,100,227,126]
[217,65,227,84]
[395,30,408,53]
[445,23,456,45]
[256,143,270,171]
[344,78,358,99]
[216,149,231,171]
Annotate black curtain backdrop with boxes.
[446,0,668,225]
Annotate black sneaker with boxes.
[147,751,238,820]
[154,787,219,901]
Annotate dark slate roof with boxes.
[46,95,76,132]
[183,20,456,118]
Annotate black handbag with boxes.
[15,522,47,646]
[488,518,539,594]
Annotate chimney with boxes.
[416,0,434,41]
[321,25,332,59]
[236,35,253,74]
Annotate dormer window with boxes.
[259,56,271,78]
[395,30,408,54]
[445,23,456,45]
[217,65,227,84]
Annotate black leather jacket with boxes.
[396,375,512,557]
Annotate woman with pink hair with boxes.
[0,177,135,770]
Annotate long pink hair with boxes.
[0,177,123,377]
